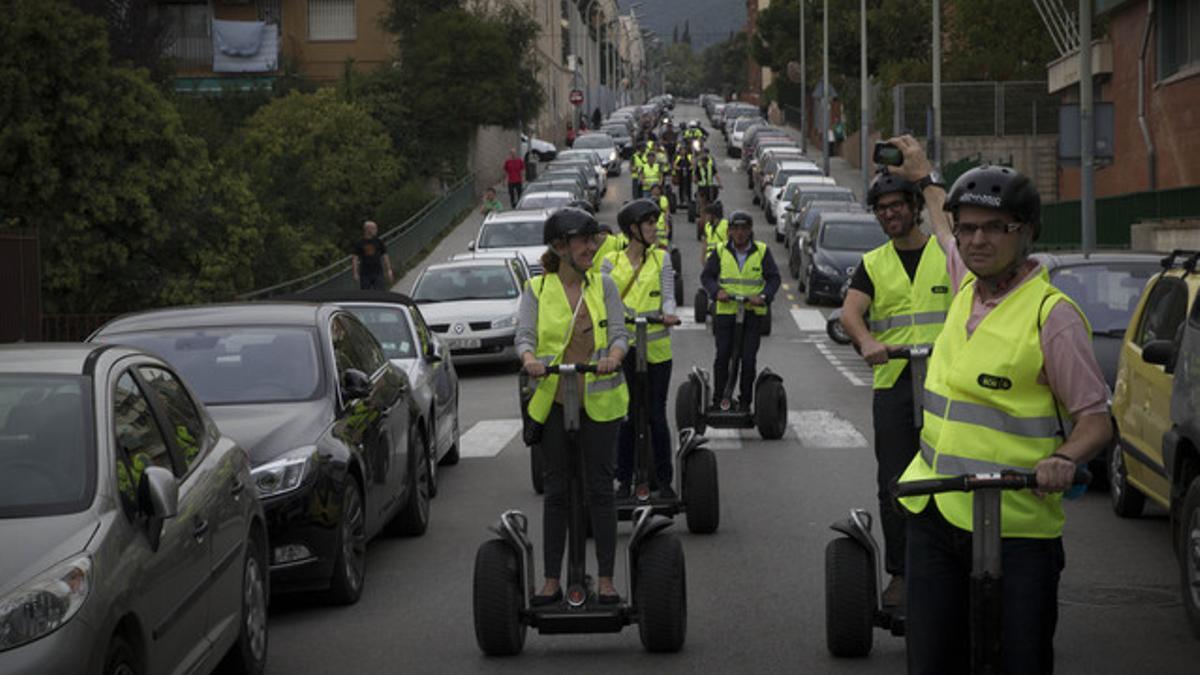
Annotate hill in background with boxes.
[617,0,746,52]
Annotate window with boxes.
[332,315,386,375]
[346,307,417,360]
[1135,277,1189,348]
[154,2,212,68]
[308,0,356,40]
[1158,0,1200,80]
[113,373,174,514]
[139,367,207,473]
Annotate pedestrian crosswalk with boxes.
[785,301,873,388]
[458,419,523,458]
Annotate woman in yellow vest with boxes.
[884,154,1113,673]
[601,199,681,498]
[515,207,630,605]
[648,183,671,245]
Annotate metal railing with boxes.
[240,174,477,299]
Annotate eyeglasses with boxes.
[952,221,1025,238]
[872,201,908,215]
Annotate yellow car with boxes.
[1109,250,1200,638]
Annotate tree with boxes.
[681,20,691,46]
[70,0,173,82]
[699,31,748,98]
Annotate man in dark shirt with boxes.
[352,220,394,290]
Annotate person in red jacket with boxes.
[503,148,525,208]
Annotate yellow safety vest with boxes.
[861,237,952,389]
[632,152,645,177]
[716,242,767,315]
[603,249,672,364]
[655,195,670,242]
[705,219,729,256]
[898,269,1089,538]
[595,232,625,262]
[525,272,629,424]
[696,158,716,186]
[642,160,663,187]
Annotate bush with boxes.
[375,181,433,233]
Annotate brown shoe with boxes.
[882,575,905,609]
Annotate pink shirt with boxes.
[939,233,1110,420]
[504,158,525,185]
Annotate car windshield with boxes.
[518,194,573,210]
[602,126,627,137]
[479,219,544,248]
[0,375,93,517]
[782,183,829,201]
[573,136,613,150]
[413,265,519,303]
[796,191,853,207]
[1050,263,1157,334]
[107,327,323,405]
[346,307,416,360]
[821,222,889,251]
[774,168,820,187]
[526,182,577,197]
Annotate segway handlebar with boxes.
[626,315,667,325]
[894,467,1091,498]
[544,363,599,375]
[887,345,933,360]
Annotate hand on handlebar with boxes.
[748,294,766,307]
[860,338,890,366]
[662,314,681,326]
[596,355,620,375]
[716,289,731,302]
[1033,454,1078,497]
[523,359,547,378]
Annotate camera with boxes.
[873,141,903,167]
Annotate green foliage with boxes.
[663,43,704,98]
[700,32,749,97]
[374,180,434,233]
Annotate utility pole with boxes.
[1080,0,1095,251]
[800,0,807,154]
[860,0,869,201]
[931,0,942,169]
[822,0,830,177]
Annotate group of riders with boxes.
[629,119,721,216]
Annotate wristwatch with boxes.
[916,171,945,191]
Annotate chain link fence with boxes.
[892,81,1059,137]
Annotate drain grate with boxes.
[1060,584,1180,608]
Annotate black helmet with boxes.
[945,165,1041,238]
[729,210,754,229]
[616,199,661,237]
[867,172,923,207]
[704,200,724,218]
[543,207,600,245]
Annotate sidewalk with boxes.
[392,179,507,293]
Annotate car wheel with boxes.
[104,635,138,675]
[439,403,461,466]
[805,267,820,306]
[391,433,432,536]
[218,535,269,674]
[1109,442,1146,518]
[1180,475,1200,639]
[326,477,367,605]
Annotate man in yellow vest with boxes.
[839,172,952,610]
[699,201,728,266]
[515,207,630,605]
[640,148,665,196]
[631,142,647,198]
[699,210,781,410]
[693,147,721,211]
[886,138,1112,673]
[648,183,671,245]
[602,199,681,498]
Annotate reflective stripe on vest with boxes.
[716,242,767,315]
[525,272,629,424]
[861,237,952,389]
[898,268,1088,538]
[696,159,715,186]
[603,249,672,363]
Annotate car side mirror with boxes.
[428,339,445,363]
[139,466,178,552]
[467,241,475,251]
[1142,339,1178,372]
[341,368,372,401]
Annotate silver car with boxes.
[412,259,524,366]
[0,344,267,675]
[471,209,551,276]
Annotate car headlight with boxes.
[816,263,839,277]
[252,446,318,498]
[492,315,517,329]
[609,151,618,162]
[0,555,91,651]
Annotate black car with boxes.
[798,212,889,305]
[91,303,432,605]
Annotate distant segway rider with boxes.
[699,201,728,265]
[640,146,666,196]
[648,183,671,246]
[673,143,694,207]
[603,199,681,499]
[839,172,952,611]
[700,210,781,410]
[661,121,679,164]
[884,141,1112,673]
[631,143,647,198]
[594,223,626,261]
[516,208,630,605]
[694,148,721,209]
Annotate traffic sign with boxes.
[569,89,584,106]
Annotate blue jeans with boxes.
[905,506,1065,675]
[617,352,673,486]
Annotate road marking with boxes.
[700,426,751,450]
[724,159,741,171]
[459,419,523,458]
[789,307,827,332]
[789,410,868,448]
[815,341,872,387]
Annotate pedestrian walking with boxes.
[503,149,525,208]
[566,123,576,148]
[352,220,394,290]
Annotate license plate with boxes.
[449,337,482,350]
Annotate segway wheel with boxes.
[683,448,719,534]
[636,534,687,653]
[754,379,787,440]
[530,444,545,495]
[760,305,773,337]
[693,289,707,324]
[473,540,527,656]
[674,275,684,310]
[675,378,704,435]
[824,537,874,657]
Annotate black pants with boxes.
[678,174,692,204]
[507,182,523,208]
[872,377,920,576]
[906,506,1065,675]
[541,403,620,578]
[632,178,642,199]
[359,274,385,291]
[617,352,673,486]
[712,312,763,405]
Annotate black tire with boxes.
[635,534,687,653]
[693,289,707,324]
[530,444,545,495]
[326,478,366,605]
[104,634,139,675]
[825,537,875,657]
[683,448,720,534]
[439,402,461,466]
[217,535,269,675]
[473,539,527,656]
[1179,475,1200,639]
[774,230,783,242]
[674,274,684,309]
[789,248,801,279]
[1109,443,1146,518]
[670,248,683,276]
[675,378,703,434]
[755,379,787,440]
[827,316,852,345]
[760,306,773,337]
[391,433,432,536]
[804,267,820,305]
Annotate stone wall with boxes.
[941,135,1058,202]
[1131,219,1200,252]
[469,125,520,192]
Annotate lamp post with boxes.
[799,0,806,154]
[822,0,830,176]
[860,0,869,201]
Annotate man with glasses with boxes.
[885,137,1111,673]
[840,167,953,612]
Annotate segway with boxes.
[694,289,773,337]
[474,364,688,655]
[617,317,720,534]
[676,296,787,440]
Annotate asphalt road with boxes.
[264,105,1200,674]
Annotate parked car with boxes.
[752,145,807,190]
[759,159,824,212]
[0,344,269,675]
[516,189,576,211]
[284,290,463,471]
[91,303,432,606]
[520,134,556,161]
[523,179,586,206]
[789,200,868,279]
[539,165,596,207]
[1106,250,1200,637]
[768,175,837,232]
[782,186,857,251]
[600,123,634,158]
[555,151,609,197]
[449,249,533,282]
[471,208,552,275]
[571,133,622,176]
[410,259,524,366]
[728,117,761,157]
[798,212,888,304]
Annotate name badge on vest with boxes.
[649,290,661,297]
[598,319,608,328]
[977,373,1013,390]
[931,285,949,294]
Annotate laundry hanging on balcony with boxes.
[212,20,278,73]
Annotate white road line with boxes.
[723,159,741,171]
[815,340,873,387]
[789,410,869,448]
[699,426,749,450]
[790,307,827,332]
[458,419,523,458]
